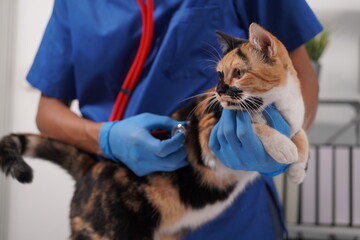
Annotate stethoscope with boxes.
[109,0,186,138]
[109,0,154,121]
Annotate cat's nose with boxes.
[216,81,229,96]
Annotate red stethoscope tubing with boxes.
[109,0,154,121]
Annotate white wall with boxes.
[0,0,15,239]
[6,1,74,240]
[307,0,360,11]
[4,0,360,240]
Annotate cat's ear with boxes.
[216,31,247,54]
[249,23,277,57]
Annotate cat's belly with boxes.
[160,171,259,235]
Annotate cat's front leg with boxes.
[252,123,298,165]
[286,129,309,184]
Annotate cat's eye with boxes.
[234,68,244,78]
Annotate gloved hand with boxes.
[209,106,291,176]
[99,113,188,176]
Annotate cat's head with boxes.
[215,23,296,111]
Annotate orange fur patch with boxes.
[156,233,182,240]
[291,129,309,164]
[72,217,110,240]
[183,97,238,189]
[144,175,186,229]
[198,113,217,156]
[113,168,129,185]
[91,163,107,178]
[82,190,98,214]
[252,123,275,138]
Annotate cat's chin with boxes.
[217,94,264,111]
[220,101,244,110]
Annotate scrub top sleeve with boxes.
[234,0,323,52]
[27,0,76,101]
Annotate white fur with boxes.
[273,72,305,136]
[160,162,258,235]
[206,153,245,180]
[249,71,304,134]
[251,71,307,181]
[203,153,217,169]
[287,162,306,184]
[255,130,298,164]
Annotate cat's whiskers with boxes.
[246,98,272,124]
[233,95,262,123]
[187,94,217,121]
[261,107,276,126]
[202,95,219,115]
[243,97,263,119]
[239,99,257,122]
[200,47,221,64]
[237,93,277,124]
[205,97,221,114]
[202,41,222,61]
[262,104,280,124]
[181,92,216,102]
[198,42,223,72]
[231,95,253,121]
[202,59,219,64]
[199,60,218,71]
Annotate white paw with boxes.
[287,163,306,184]
[264,135,298,164]
[203,154,217,169]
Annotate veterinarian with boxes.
[28,0,322,239]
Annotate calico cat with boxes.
[0,23,308,240]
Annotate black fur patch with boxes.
[243,97,263,110]
[218,71,224,81]
[216,81,243,100]
[216,80,229,96]
[216,31,248,55]
[70,162,159,240]
[34,140,67,165]
[17,134,28,154]
[0,135,33,183]
[186,113,204,167]
[236,48,248,62]
[228,87,243,99]
[71,233,91,240]
[175,166,236,209]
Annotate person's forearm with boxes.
[289,45,319,130]
[36,95,103,155]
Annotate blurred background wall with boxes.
[307,0,360,145]
[1,1,74,239]
[0,0,360,240]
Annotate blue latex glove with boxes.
[209,106,291,176]
[99,113,188,176]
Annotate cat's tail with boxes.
[0,133,96,183]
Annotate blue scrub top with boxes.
[27,0,322,239]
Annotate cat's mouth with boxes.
[216,95,263,111]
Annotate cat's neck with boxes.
[248,71,304,136]
[273,71,305,136]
